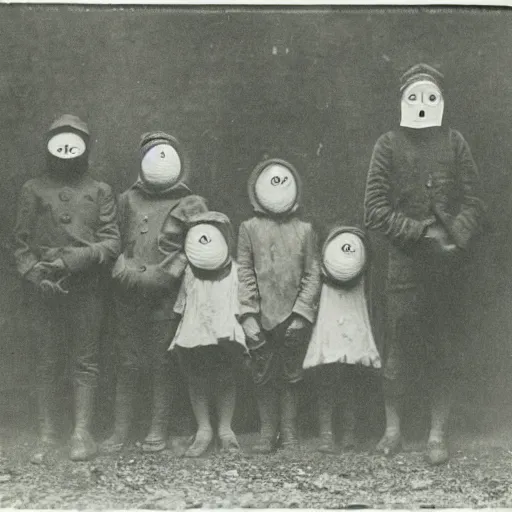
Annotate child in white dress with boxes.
[169,211,247,457]
[303,226,381,453]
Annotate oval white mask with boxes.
[255,164,298,214]
[400,80,444,129]
[47,132,86,159]
[324,232,367,283]
[185,224,229,271]
[141,144,181,188]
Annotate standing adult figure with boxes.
[364,64,486,465]
[14,114,121,462]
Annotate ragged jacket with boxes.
[114,179,207,319]
[364,126,486,284]
[14,175,121,277]
[237,159,321,331]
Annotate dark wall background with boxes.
[0,5,511,438]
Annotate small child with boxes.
[169,211,247,457]
[238,158,321,453]
[303,226,381,453]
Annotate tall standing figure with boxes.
[100,132,207,454]
[364,64,486,465]
[14,115,121,462]
[238,158,321,453]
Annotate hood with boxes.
[188,211,235,257]
[134,132,191,197]
[321,225,370,286]
[45,114,90,179]
[247,158,302,217]
[185,211,235,280]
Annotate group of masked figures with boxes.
[13,63,485,467]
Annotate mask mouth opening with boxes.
[419,110,426,118]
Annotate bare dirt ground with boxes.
[0,430,512,509]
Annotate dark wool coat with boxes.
[364,126,486,288]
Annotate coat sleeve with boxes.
[60,184,121,272]
[13,181,39,276]
[237,222,260,319]
[448,130,486,249]
[160,194,208,279]
[132,194,208,290]
[292,224,321,324]
[364,132,434,244]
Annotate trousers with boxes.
[26,276,103,389]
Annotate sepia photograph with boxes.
[0,1,510,509]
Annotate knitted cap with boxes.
[140,131,177,157]
[48,114,89,139]
[400,63,444,92]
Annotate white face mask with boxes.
[324,232,367,283]
[254,164,298,214]
[141,144,181,188]
[47,132,86,159]
[185,224,229,271]
[400,80,444,129]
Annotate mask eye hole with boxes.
[341,243,355,253]
[270,176,281,186]
[160,151,166,159]
[429,94,437,102]
[199,235,211,245]
[408,93,417,102]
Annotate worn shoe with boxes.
[426,439,449,466]
[317,431,336,454]
[218,429,240,453]
[251,435,275,454]
[70,429,97,461]
[142,430,167,453]
[280,427,300,451]
[30,436,58,465]
[184,429,213,458]
[341,429,356,451]
[375,432,402,456]
[99,433,127,454]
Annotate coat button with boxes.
[59,191,71,202]
[139,265,147,272]
[60,213,72,224]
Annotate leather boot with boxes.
[251,383,279,454]
[280,384,299,450]
[69,385,97,461]
[31,383,59,464]
[100,370,136,454]
[142,369,170,453]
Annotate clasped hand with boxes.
[31,259,69,296]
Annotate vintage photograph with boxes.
[0,2,510,509]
